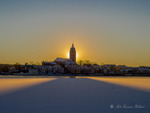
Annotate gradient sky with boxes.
[0,0,150,66]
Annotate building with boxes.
[54,57,72,63]
[70,43,76,62]
[53,57,79,74]
[39,44,79,74]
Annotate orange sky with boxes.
[0,1,150,67]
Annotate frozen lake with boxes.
[0,76,150,113]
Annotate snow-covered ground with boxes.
[0,78,56,95]
[87,77,150,92]
[0,77,150,113]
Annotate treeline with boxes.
[0,63,22,73]
[77,60,98,66]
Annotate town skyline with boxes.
[0,0,150,66]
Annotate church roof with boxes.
[54,57,72,62]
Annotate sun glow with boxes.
[76,53,78,59]
[67,52,70,58]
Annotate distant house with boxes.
[29,69,38,75]
[42,61,57,66]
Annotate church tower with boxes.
[70,43,76,62]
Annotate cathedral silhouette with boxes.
[42,43,77,68]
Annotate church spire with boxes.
[70,43,76,62]
[72,43,74,48]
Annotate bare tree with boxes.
[78,60,84,66]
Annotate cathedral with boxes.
[70,43,76,62]
[42,43,78,74]
[43,43,77,66]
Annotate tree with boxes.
[78,60,84,66]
